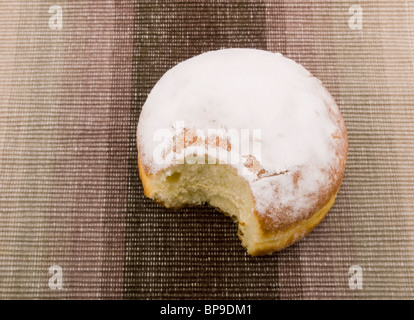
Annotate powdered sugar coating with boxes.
[137,49,347,229]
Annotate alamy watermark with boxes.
[348,265,363,290]
[152,121,262,176]
[49,264,63,290]
[348,5,363,30]
[49,5,63,31]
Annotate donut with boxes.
[137,48,348,256]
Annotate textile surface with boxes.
[1,0,414,299]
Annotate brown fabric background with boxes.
[0,0,414,299]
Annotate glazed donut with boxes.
[137,48,348,256]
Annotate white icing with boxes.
[137,48,345,224]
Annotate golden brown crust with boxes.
[248,194,336,256]
[138,151,343,256]
[138,157,154,198]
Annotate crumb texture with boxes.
[146,161,260,253]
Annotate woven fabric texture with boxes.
[0,0,414,299]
